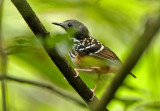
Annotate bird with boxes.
[52,20,136,92]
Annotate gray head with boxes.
[52,20,89,40]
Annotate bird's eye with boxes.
[68,23,72,27]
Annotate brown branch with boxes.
[94,15,160,111]
[10,0,108,110]
[0,75,86,107]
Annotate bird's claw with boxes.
[74,69,79,78]
[89,89,95,100]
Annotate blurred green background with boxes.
[1,0,160,111]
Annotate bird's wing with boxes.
[89,45,121,65]
[75,36,121,65]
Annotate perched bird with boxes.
[52,20,136,92]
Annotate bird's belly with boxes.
[71,54,120,74]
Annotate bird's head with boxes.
[52,20,89,40]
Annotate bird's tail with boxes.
[129,72,137,78]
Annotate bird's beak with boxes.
[52,22,63,27]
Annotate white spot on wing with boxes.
[91,44,95,47]
[85,46,91,49]
[79,48,85,51]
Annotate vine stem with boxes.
[0,0,7,111]
[94,15,160,111]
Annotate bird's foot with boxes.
[74,68,79,78]
[91,87,97,93]
[91,86,97,96]
[90,89,95,100]
[74,68,92,78]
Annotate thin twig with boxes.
[94,15,160,111]
[10,0,108,110]
[0,75,86,107]
[0,0,7,111]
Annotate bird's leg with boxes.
[74,68,93,72]
[92,74,101,93]
[74,68,93,78]
[74,68,79,78]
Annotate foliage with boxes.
[0,0,160,111]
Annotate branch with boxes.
[0,75,86,107]
[0,0,7,110]
[94,15,160,111]
[10,0,108,110]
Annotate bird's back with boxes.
[68,36,122,74]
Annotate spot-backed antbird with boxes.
[52,20,136,92]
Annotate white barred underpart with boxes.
[73,38,80,43]
[68,51,76,63]
[69,51,75,57]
